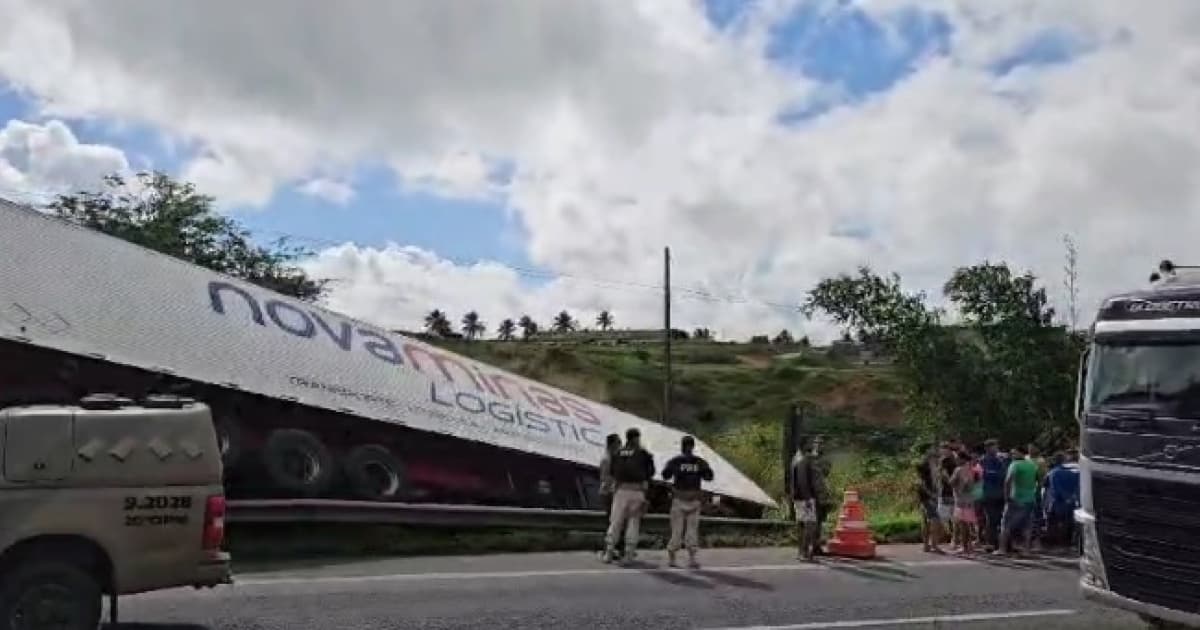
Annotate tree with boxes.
[552,310,576,333]
[596,310,614,331]
[799,335,811,348]
[461,311,485,341]
[773,329,794,345]
[497,318,517,341]
[48,171,326,301]
[693,327,713,340]
[804,262,1081,446]
[424,309,453,337]
[518,315,539,340]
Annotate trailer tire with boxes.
[344,444,407,501]
[262,429,335,497]
[215,415,243,468]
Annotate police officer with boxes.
[662,435,714,568]
[604,427,655,564]
[599,433,622,518]
[596,433,623,559]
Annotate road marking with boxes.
[703,608,1077,629]
[229,556,1065,587]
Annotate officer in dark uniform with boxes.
[604,428,655,564]
[662,435,714,568]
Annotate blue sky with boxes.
[0,1,1079,274]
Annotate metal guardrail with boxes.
[228,500,792,533]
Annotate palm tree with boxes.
[518,315,539,340]
[552,310,576,333]
[461,311,485,341]
[497,318,517,341]
[424,309,452,337]
[596,310,614,331]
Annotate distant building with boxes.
[534,328,672,345]
[828,339,891,365]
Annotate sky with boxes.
[1,0,1199,341]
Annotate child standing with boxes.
[950,451,977,555]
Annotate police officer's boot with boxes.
[687,551,700,570]
[602,544,617,564]
[667,550,678,568]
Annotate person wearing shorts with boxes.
[950,451,977,554]
[915,450,943,553]
[937,443,957,542]
[997,445,1038,556]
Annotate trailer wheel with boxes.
[262,429,335,497]
[344,444,406,501]
[215,414,243,468]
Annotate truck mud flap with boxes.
[262,429,335,497]
[343,444,407,501]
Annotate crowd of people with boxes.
[593,429,1080,567]
[916,439,1081,556]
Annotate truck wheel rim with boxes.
[282,449,321,483]
[362,460,400,496]
[12,584,82,630]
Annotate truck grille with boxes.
[1093,473,1200,614]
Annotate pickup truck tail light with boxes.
[202,495,226,551]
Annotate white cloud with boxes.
[2,1,1199,340]
[0,118,128,203]
[303,243,817,342]
[297,177,355,205]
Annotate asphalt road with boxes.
[106,546,1145,630]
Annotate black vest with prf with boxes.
[612,447,654,484]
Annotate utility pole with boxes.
[663,246,672,424]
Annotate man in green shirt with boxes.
[996,445,1039,556]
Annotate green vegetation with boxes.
[432,257,1082,545]
[436,338,916,531]
[48,171,326,301]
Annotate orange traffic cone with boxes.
[826,489,877,559]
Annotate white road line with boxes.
[231,557,1008,587]
[703,608,1077,629]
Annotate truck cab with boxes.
[1077,261,1200,628]
[0,394,231,629]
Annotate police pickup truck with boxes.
[0,394,231,629]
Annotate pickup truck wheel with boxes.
[344,445,407,501]
[0,560,102,630]
[262,428,335,497]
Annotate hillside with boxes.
[427,338,907,501]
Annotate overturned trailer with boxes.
[0,200,774,516]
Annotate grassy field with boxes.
[434,338,920,539]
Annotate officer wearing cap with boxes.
[604,427,655,564]
[662,435,714,568]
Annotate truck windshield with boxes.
[1086,341,1200,415]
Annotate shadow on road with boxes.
[103,625,212,630]
[968,554,1070,571]
[825,561,907,583]
[694,570,774,591]
[640,568,716,590]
